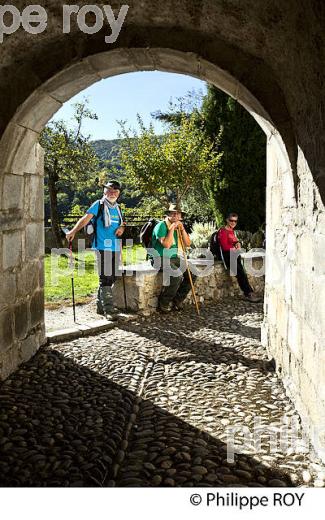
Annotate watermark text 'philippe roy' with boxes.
[0,4,129,43]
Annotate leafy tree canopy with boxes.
[40,99,101,246]
[117,113,222,209]
[154,85,266,231]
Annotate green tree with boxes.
[117,114,221,209]
[154,86,266,231]
[200,86,266,230]
[152,88,204,127]
[181,186,215,223]
[40,100,100,247]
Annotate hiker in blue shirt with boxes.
[66,180,125,319]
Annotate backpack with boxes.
[209,229,223,260]
[84,200,124,248]
[140,218,160,250]
[84,201,104,247]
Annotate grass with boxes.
[44,244,147,306]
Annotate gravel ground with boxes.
[45,297,107,333]
[1,297,324,487]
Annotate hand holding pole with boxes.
[177,227,200,316]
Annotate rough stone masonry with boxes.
[0,0,324,462]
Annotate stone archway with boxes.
[0,1,325,461]
[0,46,290,368]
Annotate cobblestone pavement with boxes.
[1,298,324,487]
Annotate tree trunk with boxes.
[48,169,63,249]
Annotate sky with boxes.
[51,71,207,140]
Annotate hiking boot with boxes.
[99,286,119,319]
[173,299,184,311]
[97,302,118,320]
[96,299,104,316]
[159,302,172,313]
[245,292,262,303]
[103,311,118,321]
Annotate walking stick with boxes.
[120,245,128,311]
[177,228,200,316]
[68,239,76,322]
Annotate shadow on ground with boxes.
[120,301,274,374]
[0,338,292,487]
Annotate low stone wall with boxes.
[113,257,265,314]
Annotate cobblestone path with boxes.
[1,298,324,487]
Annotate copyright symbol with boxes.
[190,494,202,506]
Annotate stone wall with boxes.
[1,1,325,203]
[113,258,265,314]
[0,144,46,380]
[0,0,324,462]
[262,140,325,460]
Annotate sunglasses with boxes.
[228,219,238,223]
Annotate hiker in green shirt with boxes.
[151,203,197,313]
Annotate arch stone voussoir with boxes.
[87,48,138,79]
[0,123,39,175]
[43,60,102,103]
[124,48,157,71]
[151,48,201,78]
[11,90,62,134]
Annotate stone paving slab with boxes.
[46,321,116,343]
[0,298,324,487]
[45,298,137,334]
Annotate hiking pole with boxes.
[68,239,76,322]
[120,245,128,311]
[122,271,127,311]
[177,227,200,316]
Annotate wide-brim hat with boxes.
[165,203,186,215]
[103,180,121,191]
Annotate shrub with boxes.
[235,230,253,250]
[189,221,216,248]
